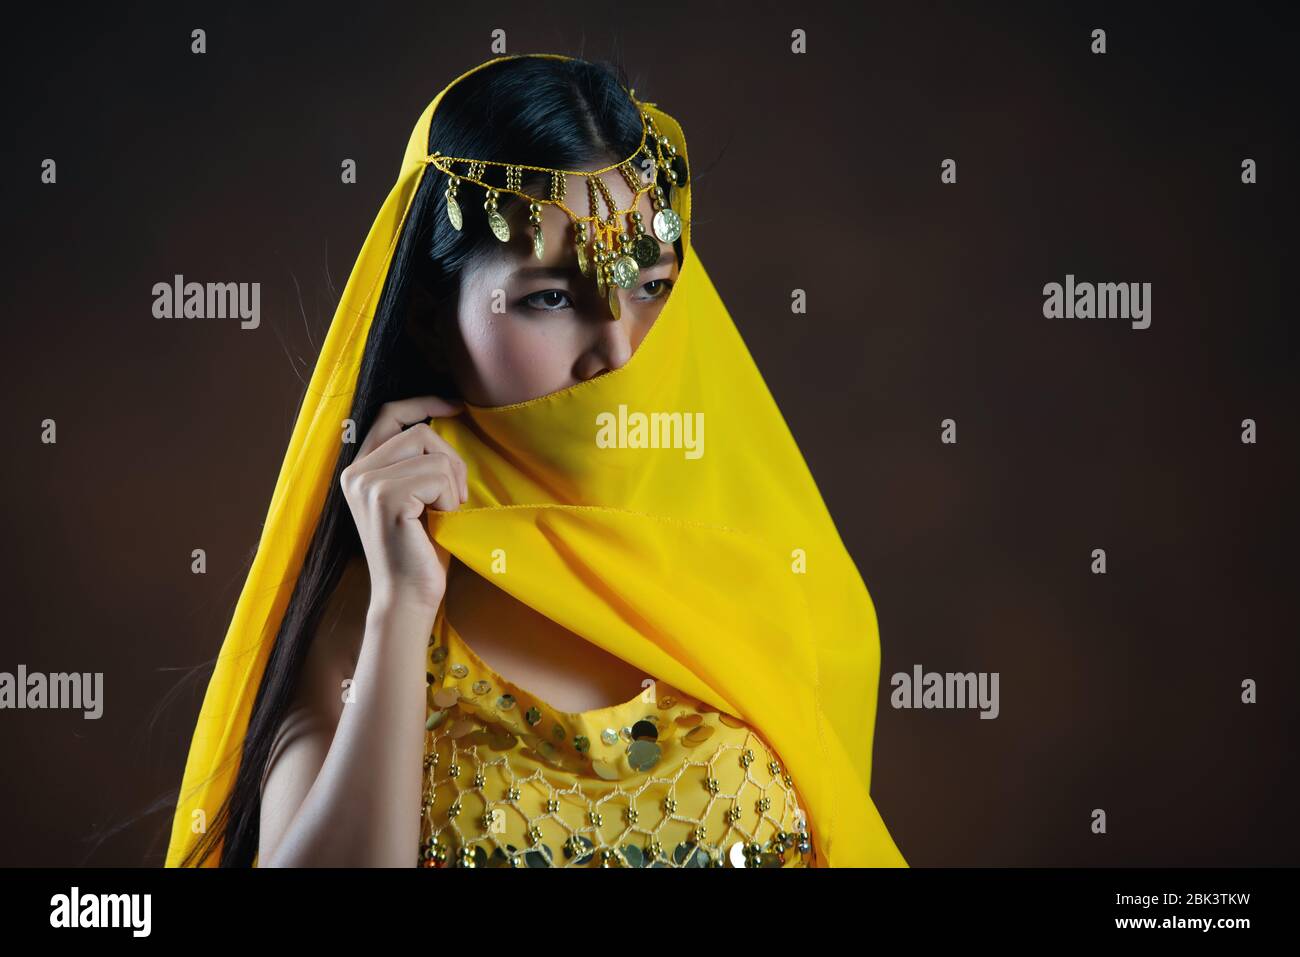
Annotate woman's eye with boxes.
[522,279,673,312]
[636,278,674,300]
[523,289,573,311]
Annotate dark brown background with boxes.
[1,1,1295,867]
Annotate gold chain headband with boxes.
[419,93,686,320]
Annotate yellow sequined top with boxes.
[420,603,817,868]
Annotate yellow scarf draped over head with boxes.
[165,52,907,868]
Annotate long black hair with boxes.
[160,54,682,866]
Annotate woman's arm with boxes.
[258,573,437,868]
[258,396,465,867]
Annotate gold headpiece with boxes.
[419,92,687,320]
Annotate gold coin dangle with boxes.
[445,174,463,231]
[528,202,544,260]
[574,222,590,276]
[484,188,510,242]
[592,240,607,294]
[607,281,621,320]
[651,186,681,243]
[629,211,659,267]
[611,232,640,289]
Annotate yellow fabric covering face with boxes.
[165,52,907,868]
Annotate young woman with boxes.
[166,52,908,869]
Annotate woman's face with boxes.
[415,165,680,408]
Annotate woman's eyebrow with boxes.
[510,263,579,280]
[647,244,673,267]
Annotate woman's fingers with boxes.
[355,417,466,486]
[355,395,464,460]
[356,453,463,517]
[344,438,467,507]
[348,398,469,503]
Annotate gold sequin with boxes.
[682,724,715,747]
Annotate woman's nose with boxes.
[573,307,634,380]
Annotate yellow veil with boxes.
[165,52,907,868]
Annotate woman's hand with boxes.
[340,395,467,612]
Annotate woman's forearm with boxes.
[261,595,437,867]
